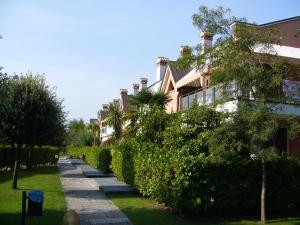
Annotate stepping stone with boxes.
[76,164,109,178]
[68,158,83,165]
[89,217,132,225]
[93,177,136,194]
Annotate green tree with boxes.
[0,71,10,142]
[178,5,300,223]
[66,119,93,147]
[137,106,172,145]
[1,73,66,189]
[88,119,100,146]
[130,89,171,112]
[103,101,123,140]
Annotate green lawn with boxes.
[108,194,300,225]
[0,166,66,225]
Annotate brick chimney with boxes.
[180,45,189,56]
[102,104,109,110]
[113,98,120,104]
[132,83,139,95]
[156,57,169,81]
[200,31,213,54]
[120,89,128,96]
[140,78,148,90]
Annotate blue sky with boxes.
[0,0,299,122]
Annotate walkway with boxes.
[58,157,132,225]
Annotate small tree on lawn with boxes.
[178,5,300,223]
[1,73,66,189]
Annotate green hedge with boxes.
[67,146,111,173]
[111,139,136,185]
[0,145,60,169]
[111,138,300,215]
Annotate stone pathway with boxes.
[76,164,111,178]
[58,157,132,225]
[93,177,136,194]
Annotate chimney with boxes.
[156,57,169,81]
[180,45,189,56]
[102,104,109,110]
[140,78,148,90]
[132,83,139,95]
[120,89,128,96]
[200,31,213,53]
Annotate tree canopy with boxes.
[0,73,66,189]
[177,5,300,224]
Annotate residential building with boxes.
[159,16,300,155]
[98,78,148,143]
[98,16,300,154]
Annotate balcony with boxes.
[180,80,300,112]
[180,82,238,111]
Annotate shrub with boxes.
[0,145,61,170]
[110,137,300,215]
[109,104,300,215]
[111,139,136,185]
[66,145,111,173]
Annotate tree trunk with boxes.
[12,144,21,189]
[26,147,32,170]
[261,159,267,224]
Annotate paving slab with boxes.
[58,158,132,225]
[76,164,110,178]
[67,158,83,165]
[89,218,131,225]
[93,177,136,194]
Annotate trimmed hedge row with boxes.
[67,146,111,173]
[111,138,300,215]
[0,146,60,169]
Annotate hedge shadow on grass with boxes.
[0,209,65,225]
[108,193,300,225]
[0,166,59,184]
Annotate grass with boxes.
[108,194,300,225]
[0,166,66,225]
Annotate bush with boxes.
[111,139,136,185]
[109,105,300,215]
[110,137,300,215]
[67,145,111,173]
[0,145,61,170]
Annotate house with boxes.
[158,16,300,155]
[98,16,300,154]
[98,78,149,143]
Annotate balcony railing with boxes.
[180,81,238,111]
[180,80,300,111]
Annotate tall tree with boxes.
[126,90,171,138]
[66,119,93,147]
[178,5,300,223]
[130,89,171,112]
[103,101,123,140]
[1,73,66,189]
[88,119,100,146]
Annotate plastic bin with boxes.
[27,190,44,217]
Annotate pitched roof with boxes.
[259,16,300,27]
[147,80,162,93]
[168,61,193,83]
[231,16,300,28]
